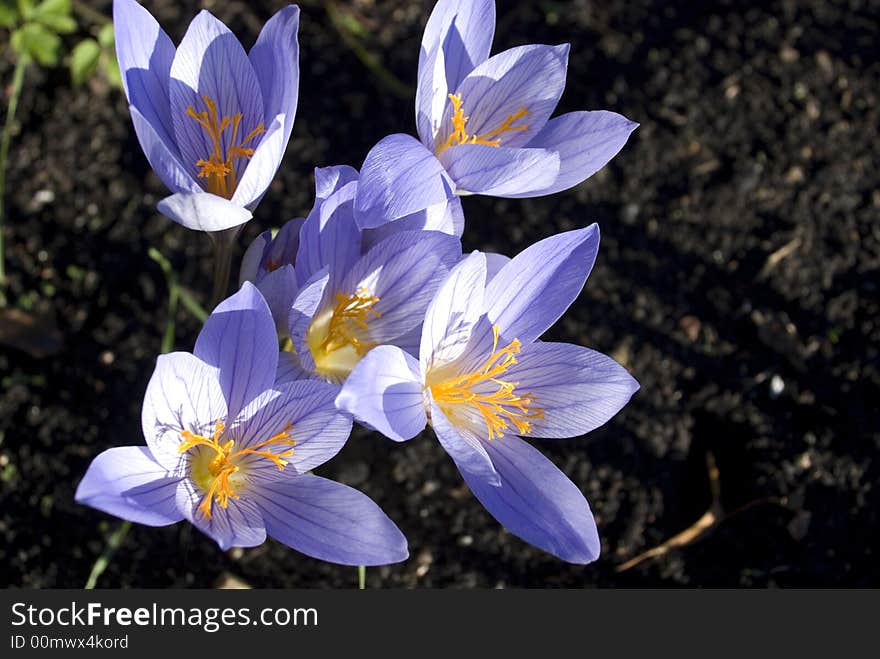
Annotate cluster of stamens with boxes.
[435,93,530,155]
[322,289,382,355]
[178,419,295,519]
[186,95,266,199]
[429,325,544,439]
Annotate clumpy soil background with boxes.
[1,0,877,588]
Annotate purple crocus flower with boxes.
[237,164,462,383]
[240,165,465,335]
[75,283,407,564]
[354,0,638,229]
[114,0,299,232]
[286,222,463,384]
[336,226,639,563]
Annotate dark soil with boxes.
[1,0,877,588]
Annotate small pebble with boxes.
[32,189,55,206]
[769,375,785,398]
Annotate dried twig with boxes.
[616,453,788,572]
[616,453,722,572]
[758,236,802,279]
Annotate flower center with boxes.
[178,419,295,519]
[306,289,381,382]
[428,325,544,439]
[185,95,266,199]
[435,93,530,156]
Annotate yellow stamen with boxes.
[305,289,382,382]
[185,95,266,199]
[428,325,544,439]
[323,289,381,354]
[178,419,295,519]
[435,93,530,155]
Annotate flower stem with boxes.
[358,565,366,589]
[84,521,131,589]
[0,55,29,307]
[209,228,239,308]
[149,248,181,353]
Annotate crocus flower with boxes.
[336,226,639,563]
[354,0,638,229]
[75,283,407,564]
[114,0,299,231]
[240,164,465,336]
[287,220,463,384]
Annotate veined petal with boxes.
[232,380,351,474]
[267,218,305,271]
[507,342,639,438]
[287,270,330,374]
[239,229,272,285]
[420,251,486,373]
[460,434,600,563]
[361,195,464,251]
[231,113,286,207]
[419,0,495,98]
[156,192,252,232]
[254,474,409,566]
[430,398,499,487]
[169,10,265,187]
[141,352,226,471]
[340,230,462,345]
[178,479,266,550]
[484,251,510,283]
[194,282,279,419]
[443,43,569,149]
[391,324,423,358]
[255,264,297,335]
[130,106,201,195]
[240,217,305,287]
[75,446,183,526]
[248,5,299,146]
[335,345,426,442]
[521,110,639,196]
[438,144,560,196]
[484,224,600,346]
[113,0,177,148]
[276,351,312,386]
[295,181,361,289]
[315,165,359,202]
[355,134,456,227]
[416,38,448,148]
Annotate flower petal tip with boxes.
[157,193,253,232]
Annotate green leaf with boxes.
[101,53,122,89]
[32,11,74,32]
[33,0,68,16]
[15,22,61,66]
[70,38,100,85]
[97,22,114,49]
[32,0,74,33]
[0,1,19,28]
[15,0,33,20]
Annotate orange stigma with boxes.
[178,419,295,519]
[428,325,543,439]
[185,95,266,199]
[435,93,530,155]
